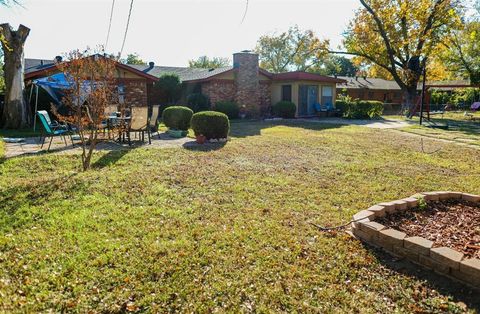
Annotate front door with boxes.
[298,85,318,116]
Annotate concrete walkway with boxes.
[3,132,197,158]
[298,117,415,129]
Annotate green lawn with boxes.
[1,121,479,312]
[384,112,480,147]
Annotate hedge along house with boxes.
[129,51,345,117]
[24,55,158,113]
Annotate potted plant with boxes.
[196,134,206,144]
[239,105,247,119]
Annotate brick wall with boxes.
[233,52,260,109]
[120,79,148,107]
[346,89,403,103]
[259,81,271,116]
[202,80,236,105]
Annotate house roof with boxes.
[24,57,159,81]
[273,71,346,83]
[336,76,403,90]
[128,64,234,82]
[25,58,56,76]
[336,76,473,91]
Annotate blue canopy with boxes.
[32,72,92,107]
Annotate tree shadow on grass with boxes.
[361,242,480,310]
[0,172,85,232]
[92,148,130,169]
[182,141,226,152]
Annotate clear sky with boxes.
[1,0,360,66]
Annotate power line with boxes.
[240,0,249,24]
[119,0,134,59]
[104,0,116,51]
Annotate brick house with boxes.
[25,52,345,117]
[336,76,407,104]
[130,51,345,117]
[24,56,158,110]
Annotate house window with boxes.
[118,84,125,104]
[281,85,292,102]
[368,91,374,99]
[321,86,333,106]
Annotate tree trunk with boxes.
[403,87,417,111]
[0,24,30,129]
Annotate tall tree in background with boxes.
[255,25,328,73]
[315,55,358,76]
[153,74,182,105]
[340,0,462,110]
[0,23,30,128]
[441,10,480,83]
[188,56,230,69]
[121,53,146,65]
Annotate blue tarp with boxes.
[32,73,92,107]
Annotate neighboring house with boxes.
[24,51,345,117]
[336,76,406,103]
[336,76,472,104]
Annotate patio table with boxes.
[107,115,131,144]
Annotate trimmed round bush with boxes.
[187,93,210,112]
[162,106,193,131]
[272,101,296,118]
[191,111,230,139]
[214,101,239,119]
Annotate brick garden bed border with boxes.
[351,191,480,290]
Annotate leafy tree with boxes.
[154,74,182,104]
[315,55,358,76]
[54,51,119,171]
[121,53,146,65]
[188,56,230,69]
[255,25,329,73]
[441,20,480,83]
[339,0,462,110]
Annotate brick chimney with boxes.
[233,51,260,111]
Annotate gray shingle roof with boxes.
[128,64,233,82]
[336,76,472,91]
[24,58,232,82]
[25,58,56,75]
[336,76,403,90]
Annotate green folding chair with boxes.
[37,111,74,151]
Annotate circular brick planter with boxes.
[351,191,480,289]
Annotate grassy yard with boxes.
[385,112,480,147]
[1,121,479,312]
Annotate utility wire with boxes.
[119,0,134,59]
[240,0,249,24]
[104,0,116,51]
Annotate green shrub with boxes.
[154,74,182,104]
[187,93,210,112]
[214,101,239,119]
[162,106,193,130]
[191,111,230,139]
[272,101,296,118]
[341,100,383,119]
[334,100,348,114]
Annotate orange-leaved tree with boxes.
[54,50,119,171]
